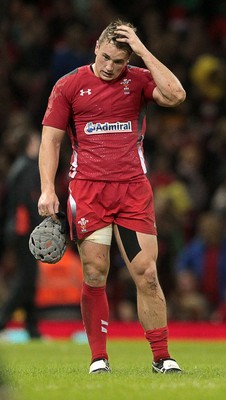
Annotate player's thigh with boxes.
[78,239,111,275]
[114,225,158,279]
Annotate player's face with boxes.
[93,40,129,81]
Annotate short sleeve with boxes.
[141,69,156,100]
[42,77,72,130]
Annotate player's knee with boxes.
[143,265,158,289]
[83,260,108,286]
[84,268,107,286]
[134,261,158,292]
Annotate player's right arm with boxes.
[38,125,65,218]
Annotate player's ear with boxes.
[94,40,99,55]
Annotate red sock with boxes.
[145,326,170,362]
[81,282,109,362]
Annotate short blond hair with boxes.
[98,19,136,56]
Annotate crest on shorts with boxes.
[78,217,89,232]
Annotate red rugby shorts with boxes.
[67,178,157,241]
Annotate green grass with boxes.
[0,339,226,400]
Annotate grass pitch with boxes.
[0,339,226,400]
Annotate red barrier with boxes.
[38,320,226,340]
[6,321,226,340]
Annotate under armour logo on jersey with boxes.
[101,320,108,333]
[80,89,92,96]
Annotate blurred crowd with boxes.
[1,0,226,326]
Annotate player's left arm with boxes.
[114,25,186,107]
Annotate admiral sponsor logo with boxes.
[84,121,132,134]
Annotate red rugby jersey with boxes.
[42,65,156,181]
